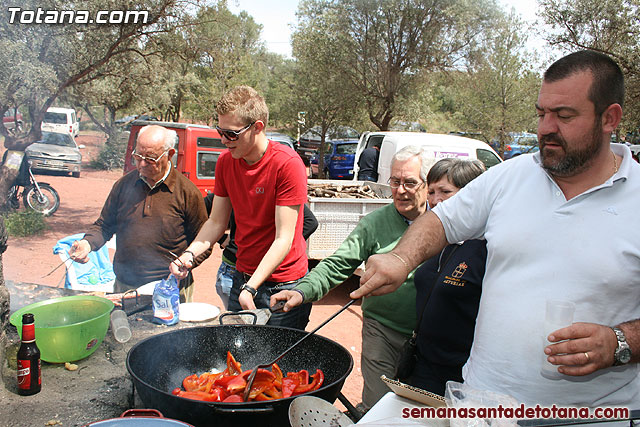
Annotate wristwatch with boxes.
[612,327,632,366]
[240,283,258,299]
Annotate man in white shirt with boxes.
[353,50,640,406]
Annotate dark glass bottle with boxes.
[17,313,41,396]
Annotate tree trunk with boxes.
[0,157,21,213]
[0,216,10,368]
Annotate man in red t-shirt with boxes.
[170,86,312,329]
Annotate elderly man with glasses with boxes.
[270,145,435,412]
[71,125,209,301]
[170,85,312,330]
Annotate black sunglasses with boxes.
[216,122,256,141]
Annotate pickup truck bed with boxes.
[306,179,392,259]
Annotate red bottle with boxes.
[17,313,41,395]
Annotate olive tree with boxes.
[448,11,540,154]
[183,4,267,124]
[538,0,640,133]
[294,0,501,131]
[291,2,365,176]
[0,0,194,208]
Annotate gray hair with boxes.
[391,145,436,182]
[138,125,178,151]
[427,158,485,189]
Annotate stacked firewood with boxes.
[307,183,382,199]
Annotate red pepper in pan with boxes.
[223,394,244,403]
[225,351,242,376]
[174,352,324,402]
[272,363,283,388]
[281,377,299,398]
[182,374,200,392]
[225,374,247,394]
[293,369,324,395]
[171,389,221,402]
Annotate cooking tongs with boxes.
[242,299,356,402]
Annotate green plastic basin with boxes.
[10,295,114,363]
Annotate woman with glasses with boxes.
[271,145,435,412]
[404,157,486,396]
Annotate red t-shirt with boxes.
[214,141,308,281]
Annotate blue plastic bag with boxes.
[53,233,115,291]
[152,275,180,325]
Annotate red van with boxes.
[124,120,225,196]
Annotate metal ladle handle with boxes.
[243,299,357,401]
[270,299,356,366]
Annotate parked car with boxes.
[25,131,83,178]
[299,125,360,149]
[353,131,502,185]
[491,132,538,160]
[3,108,23,133]
[41,107,79,138]
[310,140,359,179]
[266,132,297,151]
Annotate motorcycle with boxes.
[7,156,60,216]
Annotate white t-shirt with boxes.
[433,143,640,406]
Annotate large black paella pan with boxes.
[126,325,354,427]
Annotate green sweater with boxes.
[297,203,417,336]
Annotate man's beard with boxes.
[539,120,603,177]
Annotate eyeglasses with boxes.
[216,122,256,141]
[132,149,169,165]
[388,178,425,191]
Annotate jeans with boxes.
[228,270,312,330]
[215,260,236,310]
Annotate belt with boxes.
[242,272,299,287]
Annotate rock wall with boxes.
[0,217,9,366]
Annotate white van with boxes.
[41,107,79,138]
[353,131,502,184]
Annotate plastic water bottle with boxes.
[110,309,132,343]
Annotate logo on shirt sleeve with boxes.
[452,262,467,278]
[443,262,468,287]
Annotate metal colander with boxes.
[289,396,354,427]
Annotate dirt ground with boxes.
[2,131,365,410]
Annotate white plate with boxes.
[136,280,161,296]
[179,303,221,322]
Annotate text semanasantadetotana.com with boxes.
[402,404,630,420]
[7,7,149,25]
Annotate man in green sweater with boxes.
[271,145,433,411]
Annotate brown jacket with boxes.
[84,167,210,288]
